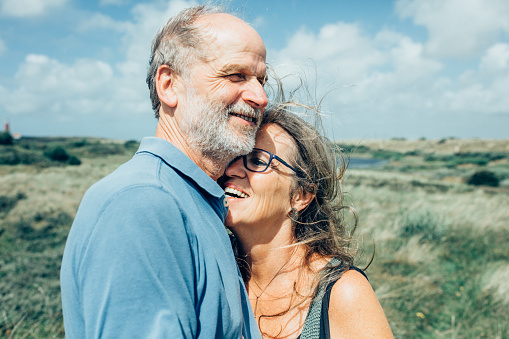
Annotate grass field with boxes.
[0,136,508,338]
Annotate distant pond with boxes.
[348,157,389,169]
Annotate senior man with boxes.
[60,5,267,338]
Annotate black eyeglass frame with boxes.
[242,148,298,173]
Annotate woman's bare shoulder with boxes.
[328,269,394,338]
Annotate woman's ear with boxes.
[292,188,315,213]
[155,64,178,108]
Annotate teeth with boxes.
[231,113,254,122]
[225,187,249,198]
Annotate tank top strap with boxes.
[299,258,367,339]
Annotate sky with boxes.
[0,0,508,141]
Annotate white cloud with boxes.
[271,23,442,106]
[3,0,507,139]
[5,54,114,115]
[0,0,67,17]
[395,0,509,58]
[442,43,509,115]
[480,43,509,73]
[114,0,198,81]
[273,22,385,84]
[0,0,199,138]
[271,12,509,139]
[1,0,197,113]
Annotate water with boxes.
[348,157,388,169]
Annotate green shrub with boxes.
[68,155,82,166]
[0,147,52,166]
[18,150,49,165]
[404,150,422,156]
[83,142,125,157]
[0,131,13,145]
[424,152,507,167]
[42,146,81,165]
[124,140,140,149]
[0,193,26,214]
[73,139,88,147]
[0,147,20,164]
[466,170,500,187]
[44,146,70,162]
[372,150,404,161]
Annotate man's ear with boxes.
[292,189,315,213]
[155,64,178,108]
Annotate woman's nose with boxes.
[225,156,247,178]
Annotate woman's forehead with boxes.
[255,124,297,157]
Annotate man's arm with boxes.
[77,186,197,338]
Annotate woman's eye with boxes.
[250,157,267,167]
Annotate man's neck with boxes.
[155,116,226,181]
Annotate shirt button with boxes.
[223,197,229,208]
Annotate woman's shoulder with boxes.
[328,269,394,338]
[329,268,372,305]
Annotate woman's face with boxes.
[222,123,298,230]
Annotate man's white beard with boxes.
[180,87,262,167]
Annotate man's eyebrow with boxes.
[220,65,249,74]
[221,64,266,76]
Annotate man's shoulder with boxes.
[68,155,189,253]
[77,154,181,216]
[90,151,180,195]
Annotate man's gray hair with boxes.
[146,5,224,118]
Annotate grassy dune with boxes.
[346,171,509,337]
[0,137,508,338]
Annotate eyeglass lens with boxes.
[244,149,272,172]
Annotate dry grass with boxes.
[1,138,508,338]
[342,138,509,154]
[0,155,131,227]
[0,151,133,338]
[344,167,509,338]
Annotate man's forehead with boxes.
[196,13,266,59]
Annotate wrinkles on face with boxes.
[223,124,298,234]
[187,14,267,111]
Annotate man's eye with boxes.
[258,75,267,86]
[227,73,245,82]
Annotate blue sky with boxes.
[1,0,508,140]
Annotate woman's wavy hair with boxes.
[260,103,358,273]
[246,99,363,336]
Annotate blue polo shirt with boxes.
[61,137,260,339]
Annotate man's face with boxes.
[179,83,262,163]
[177,14,268,161]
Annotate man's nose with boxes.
[242,79,268,110]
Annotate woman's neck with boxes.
[234,219,297,284]
[233,222,331,338]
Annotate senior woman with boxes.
[220,105,393,338]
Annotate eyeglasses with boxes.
[242,148,297,173]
